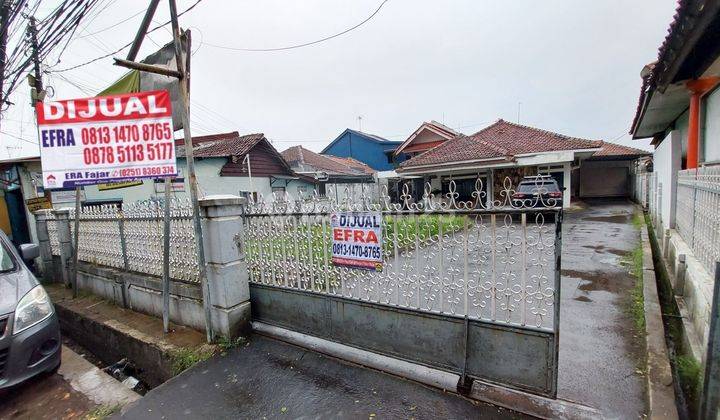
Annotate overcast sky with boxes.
[1,0,679,159]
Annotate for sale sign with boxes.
[36,90,177,189]
[331,211,383,271]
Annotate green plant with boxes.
[84,405,119,420]
[632,212,644,230]
[171,346,214,375]
[624,244,646,333]
[676,355,702,404]
[217,336,246,353]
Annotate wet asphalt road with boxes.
[557,200,647,418]
[116,334,528,420]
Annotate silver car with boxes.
[0,233,61,389]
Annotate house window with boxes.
[318,183,326,196]
[272,187,286,194]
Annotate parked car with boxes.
[0,232,61,389]
[511,175,564,208]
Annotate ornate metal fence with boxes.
[48,200,200,283]
[242,176,562,396]
[676,167,720,279]
[46,213,60,256]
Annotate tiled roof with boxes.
[589,141,651,159]
[400,120,599,168]
[393,120,462,156]
[630,0,720,135]
[175,132,266,158]
[325,156,376,175]
[426,120,461,138]
[281,146,375,176]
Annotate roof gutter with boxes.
[397,156,511,172]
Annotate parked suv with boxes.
[0,232,61,389]
[511,175,564,208]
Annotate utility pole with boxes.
[27,16,43,101]
[0,0,11,133]
[169,0,213,343]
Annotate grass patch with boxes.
[217,336,246,354]
[247,214,466,265]
[676,355,702,405]
[625,244,646,333]
[631,212,644,229]
[84,405,119,420]
[171,346,215,375]
[383,214,465,251]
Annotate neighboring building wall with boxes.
[80,158,276,203]
[702,85,720,164]
[323,131,400,171]
[653,131,682,231]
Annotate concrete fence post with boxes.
[54,209,72,288]
[674,254,686,296]
[34,209,54,279]
[663,229,670,260]
[199,195,251,339]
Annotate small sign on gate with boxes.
[331,211,383,271]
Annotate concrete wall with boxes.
[662,231,714,362]
[653,131,682,231]
[72,261,207,331]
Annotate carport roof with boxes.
[588,141,651,160]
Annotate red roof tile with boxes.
[176,133,266,158]
[399,120,599,168]
[281,146,375,176]
[589,141,651,159]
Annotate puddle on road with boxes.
[582,244,627,256]
[583,215,631,224]
[561,269,627,293]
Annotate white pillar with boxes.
[563,163,572,208]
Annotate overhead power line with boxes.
[1,130,39,145]
[77,8,146,38]
[203,0,389,52]
[50,0,204,73]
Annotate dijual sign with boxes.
[36,90,177,189]
[331,211,384,271]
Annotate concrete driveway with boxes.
[116,334,528,420]
[557,199,647,418]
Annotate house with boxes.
[320,128,403,171]
[629,0,720,365]
[396,119,649,208]
[393,120,461,158]
[281,145,376,199]
[72,131,313,204]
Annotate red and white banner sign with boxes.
[331,211,384,271]
[36,90,177,189]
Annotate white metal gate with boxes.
[242,176,562,397]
